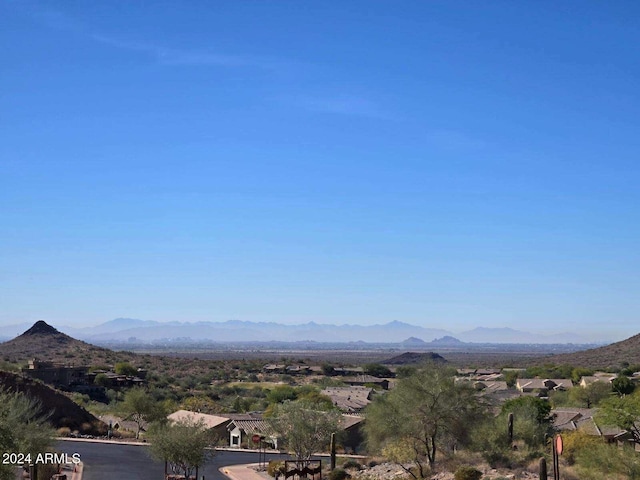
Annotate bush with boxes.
[267,461,286,478]
[341,459,362,470]
[574,442,640,479]
[329,468,350,480]
[561,430,600,465]
[454,466,482,480]
[37,463,60,480]
[482,451,512,469]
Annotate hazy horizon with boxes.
[0,316,629,344]
[2,3,639,343]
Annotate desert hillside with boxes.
[532,332,640,369]
[0,370,107,435]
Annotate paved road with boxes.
[55,441,292,480]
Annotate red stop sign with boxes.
[252,434,261,443]
[555,435,563,455]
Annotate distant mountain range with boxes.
[0,318,599,344]
[3,319,637,377]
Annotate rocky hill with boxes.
[532,331,640,369]
[383,351,447,365]
[0,370,107,435]
[0,320,138,365]
[0,321,251,390]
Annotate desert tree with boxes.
[147,418,216,479]
[612,375,635,396]
[0,390,54,480]
[500,396,553,448]
[114,362,138,376]
[569,381,611,408]
[597,390,640,446]
[120,387,167,439]
[364,363,481,477]
[268,400,341,469]
[471,395,553,468]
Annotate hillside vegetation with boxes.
[532,332,640,369]
[0,371,106,435]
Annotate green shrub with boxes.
[342,459,362,470]
[329,468,350,480]
[454,466,482,480]
[267,461,286,478]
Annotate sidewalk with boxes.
[64,461,83,480]
[220,463,269,480]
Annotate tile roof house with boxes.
[227,417,278,449]
[343,375,390,390]
[167,410,232,441]
[552,407,635,448]
[262,364,286,373]
[454,379,520,409]
[320,386,373,412]
[552,407,596,431]
[333,367,364,376]
[579,374,616,388]
[168,410,230,429]
[473,381,510,392]
[167,410,279,447]
[339,414,366,454]
[516,378,573,395]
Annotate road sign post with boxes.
[552,434,563,480]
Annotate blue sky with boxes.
[1,1,639,341]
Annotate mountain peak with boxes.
[430,335,464,345]
[385,320,411,327]
[22,321,62,336]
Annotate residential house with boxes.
[23,359,88,388]
[333,367,364,376]
[340,414,366,454]
[516,378,573,396]
[320,386,373,413]
[285,365,311,375]
[86,370,146,389]
[552,407,634,448]
[579,374,616,388]
[455,379,520,409]
[227,414,278,449]
[167,410,231,442]
[343,375,389,390]
[471,380,510,393]
[262,364,286,374]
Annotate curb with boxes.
[71,461,83,480]
[56,437,149,446]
